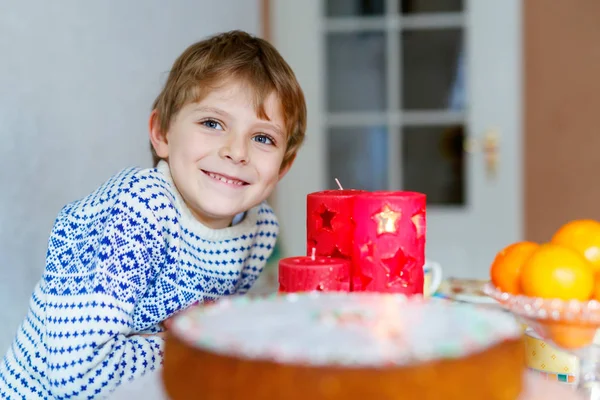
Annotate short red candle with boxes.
[306,189,366,259]
[278,255,351,293]
[351,191,426,294]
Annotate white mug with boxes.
[423,260,443,297]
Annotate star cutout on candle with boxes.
[381,248,414,288]
[411,212,425,239]
[373,204,402,235]
[353,242,375,290]
[330,246,348,259]
[360,241,376,261]
[318,205,337,230]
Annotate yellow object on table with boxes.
[524,328,578,384]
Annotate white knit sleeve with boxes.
[42,195,166,399]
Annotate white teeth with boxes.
[207,172,244,186]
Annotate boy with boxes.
[0,30,306,399]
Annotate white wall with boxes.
[271,0,325,259]
[0,0,260,353]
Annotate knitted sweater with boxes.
[0,161,279,399]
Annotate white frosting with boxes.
[171,292,522,367]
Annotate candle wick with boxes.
[334,178,343,190]
[311,248,316,261]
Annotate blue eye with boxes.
[253,134,274,145]
[201,119,223,130]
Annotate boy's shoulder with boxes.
[67,165,177,216]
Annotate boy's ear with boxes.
[148,109,169,158]
[278,153,297,180]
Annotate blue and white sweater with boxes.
[0,161,278,399]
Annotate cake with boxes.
[162,293,525,399]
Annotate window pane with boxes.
[327,32,387,112]
[326,0,385,17]
[328,126,388,191]
[401,29,465,110]
[401,125,465,205]
[400,0,463,14]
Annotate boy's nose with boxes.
[219,136,249,164]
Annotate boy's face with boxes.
[150,80,291,229]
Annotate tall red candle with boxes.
[278,254,351,293]
[351,191,426,294]
[306,189,366,260]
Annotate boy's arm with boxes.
[43,200,168,399]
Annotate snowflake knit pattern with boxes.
[0,161,278,399]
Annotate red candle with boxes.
[278,252,351,293]
[351,191,426,294]
[306,189,366,260]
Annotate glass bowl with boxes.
[484,282,600,399]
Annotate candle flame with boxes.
[311,247,316,261]
[334,178,343,190]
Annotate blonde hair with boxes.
[151,30,306,169]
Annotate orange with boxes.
[490,241,539,294]
[593,278,600,301]
[552,219,600,274]
[520,243,594,301]
[545,321,597,349]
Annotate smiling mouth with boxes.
[202,170,249,186]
